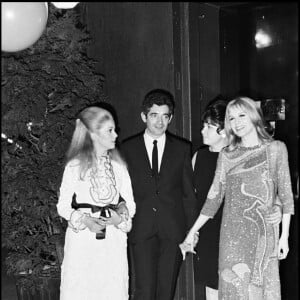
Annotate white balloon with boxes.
[51,2,79,9]
[1,2,48,52]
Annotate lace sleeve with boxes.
[68,211,89,232]
[116,214,133,233]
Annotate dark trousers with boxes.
[130,235,183,300]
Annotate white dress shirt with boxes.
[143,131,166,172]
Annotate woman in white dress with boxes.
[57,104,136,300]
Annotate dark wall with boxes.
[189,3,223,151]
[83,2,176,142]
[189,3,241,151]
[237,3,298,192]
[190,2,298,189]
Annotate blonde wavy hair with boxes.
[224,96,273,150]
[66,106,125,179]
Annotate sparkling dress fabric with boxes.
[200,140,294,300]
[57,156,136,300]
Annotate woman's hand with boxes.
[186,230,199,247]
[99,209,122,226]
[179,231,199,260]
[82,215,106,233]
[278,235,289,260]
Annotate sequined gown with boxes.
[57,156,136,300]
[201,140,294,300]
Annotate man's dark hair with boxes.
[142,89,175,115]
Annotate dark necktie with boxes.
[152,140,158,177]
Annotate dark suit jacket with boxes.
[121,131,198,243]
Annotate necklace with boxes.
[237,144,262,150]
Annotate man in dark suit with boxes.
[121,89,198,300]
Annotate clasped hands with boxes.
[83,204,129,234]
[179,231,199,260]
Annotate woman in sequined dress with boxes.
[57,105,136,300]
[181,96,294,299]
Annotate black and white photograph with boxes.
[2,2,298,300]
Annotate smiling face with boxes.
[90,115,118,152]
[227,106,256,139]
[141,104,172,138]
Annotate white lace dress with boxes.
[57,156,136,300]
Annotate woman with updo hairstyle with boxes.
[57,104,136,300]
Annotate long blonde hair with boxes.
[224,96,273,150]
[66,106,125,178]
